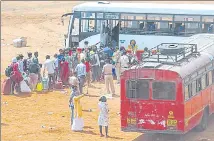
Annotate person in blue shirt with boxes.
[75,59,86,94]
[57,49,65,77]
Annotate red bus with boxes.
[120,34,214,134]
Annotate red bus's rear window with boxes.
[152,82,176,100]
[126,80,149,99]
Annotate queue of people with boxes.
[2,39,137,138]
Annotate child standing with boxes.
[98,96,109,138]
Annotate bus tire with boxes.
[195,108,209,132]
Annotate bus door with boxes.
[100,20,120,48]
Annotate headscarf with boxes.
[12,57,17,63]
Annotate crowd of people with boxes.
[2,40,140,137]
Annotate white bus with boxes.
[62,1,214,55]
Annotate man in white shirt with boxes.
[18,54,24,73]
[79,49,85,61]
[69,71,80,93]
[102,59,115,95]
[43,55,56,90]
[120,51,130,74]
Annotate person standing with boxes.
[10,57,23,94]
[32,51,39,64]
[32,51,41,81]
[71,93,85,131]
[90,48,100,82]
[18,54,24,73]
[60,58,70,85]
[64,51,73,76]
[26,52,33,74]
[43,55,56,91]
[69,85,80,125]
[69,71,80,92]
[75,59,86,94]
[85,47,91,87]
[112,48,121,84]
[102,59,115,95]
[98,96,109,138]
[57,49,65,79]
[53,54,59,81]
[28,59,40,91]
[120,51,130,74]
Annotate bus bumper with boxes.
[121,127,185,134]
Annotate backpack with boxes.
[90,54,97,65]
[28,63,39,74]
[5,66,13,77]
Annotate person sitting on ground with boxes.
[98,96,109,138]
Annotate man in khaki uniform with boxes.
[102,59,115,95]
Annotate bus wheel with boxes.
[195,109,209,132]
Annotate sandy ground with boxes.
[1,1,214,141]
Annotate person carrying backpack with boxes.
[90,48,100,82]
[10,57,23,94]
[28,61,40,91]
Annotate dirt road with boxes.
[1,1,214,141]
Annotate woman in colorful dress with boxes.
[60,58,70,85]
[98,96,109,138]
[72,93,85,131]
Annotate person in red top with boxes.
[85,60,91,87]
[10,57,23,94]
[60,58,70,85]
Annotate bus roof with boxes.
[139,34,214,79]
[73,2,214,16]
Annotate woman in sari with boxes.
[60,58,70,85]
[10,57,23,94]
[72,93,85,131]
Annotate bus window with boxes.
[126,80,137,98]
[137,80,149,99]
[209,71,212,85]
[81,12,95,18]
[192,80,197,96]
[97,13,103,18]
[152,81,176,100]
[196,78,202,92]
[185,22,200,33]
[126,80,149,99]
[72,17,80,35]
[185,85,189,101]
[205,73,209,87]
[212,70,214,83]
[174,15,200,22]
[202,16,214,23]
[81,19,95,32]
[201,75,206,89]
